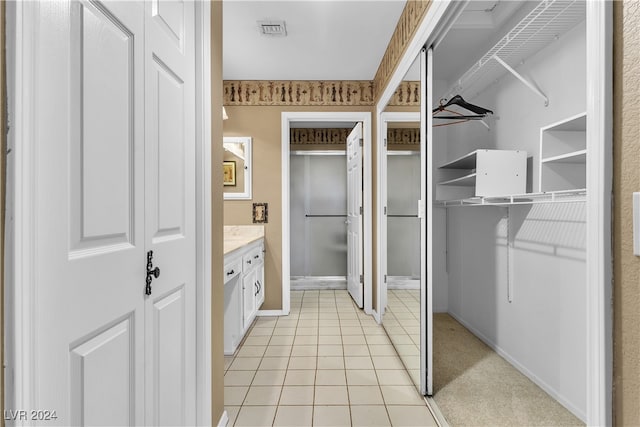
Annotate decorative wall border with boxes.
[388,81,421,106]
[290,128,350,144]
[223,80,375,106]
[373,0,432,102]
[387,128,420,144]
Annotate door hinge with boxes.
[384,274,387,283]
[359,206,363,215]
[384,138,387,147]
[359,274,364,284]
[384,206,387,215]
[359,138,363,147]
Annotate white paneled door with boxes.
[31,1,196,425]
[347,123,364,308]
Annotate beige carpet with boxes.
[433,313,584,426]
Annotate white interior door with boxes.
[421,47,434,396]
[25,1,196,425]
[144,0,196,424]
[347,123,364,307]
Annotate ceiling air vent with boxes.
[258,20,287,37]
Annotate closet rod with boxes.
[493,55,549,106]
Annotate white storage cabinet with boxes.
[224,238,265,355]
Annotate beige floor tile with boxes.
[342,335,367,345]
[224,370,255,386]
[224,356,234,371]
[346,369,378,386]
[264,345,292,357]
[236,345,266,358]
[224,386,249,406]
[380,385,425,405]
[362,326,386,336]
[269,335,295,345]
[259,357,289,371]
[313,405,351,427]
[368,344,396,356]
[343,344,369,356]
[394,344,419,356]
[350,405,391,426]
[314,385,349,405]
[249,327,274,337]
[386,405,437,426]
[252,370,286,386]
[225,406,240,426]
[283,369,316,386]
[315,369,346,386]
[339,319,361,326]
[365,335,391,345]
[272,405,313,427]
[318,335,342,345]
[243,385,282,406]
[288,356,317,370]
[243,336,271,346]
[372,356,404,370]
[340,326,363,335]
[375,369,413,386]
[347,385,384,405]
[294,335,318,345]
[318,319,340,327]
[255,319,277,328]
[297,319,319,327]
[344,356,374,370]
[234,406,277,427]
[317,344,343,356]
[318,326,342,336]
[291,345,318,357]
[317,356,345,370]
[276,319,298,328]
[296,327,318,336]
[272,327,297,336]
[279,385,315,405]
[229,357,262,371]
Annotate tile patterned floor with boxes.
[383,289,421,388]
[224,290,438,427]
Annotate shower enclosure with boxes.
[290,151,348,289]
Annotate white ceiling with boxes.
[223,0,407,81]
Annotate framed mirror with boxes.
[223,136,252,200]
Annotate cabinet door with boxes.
[256,262,265,308]
[243,270,257,331]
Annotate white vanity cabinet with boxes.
[224,238,265,355]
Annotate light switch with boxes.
[634,193,640,256]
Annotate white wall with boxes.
[437,21,587,420]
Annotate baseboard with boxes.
[256,309,285,316]
[290,278,347,290]
[217,410,229,427]
[387,277,420,289]
[447,311,586,422]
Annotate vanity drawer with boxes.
[223,258,242,284]
[243,245,263,272]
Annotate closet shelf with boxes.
[441,0,586,103]
[435,188,586,207]
[438,173,477,187]
[541,149,586,164]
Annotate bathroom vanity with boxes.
[224,225,265,355]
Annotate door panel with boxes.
[70,0,136,254]
[153,288,187,426]
[347,123,363,307]
[144,0,196,424]
[35,1,145,424]
[70,317,134,426]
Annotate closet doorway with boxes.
[281,112,373,315]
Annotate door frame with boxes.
[375,0,613,424]
[5,2,212,424]
[280,112,373,316]
[376,111,421,323]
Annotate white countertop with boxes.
[224,225,265,255]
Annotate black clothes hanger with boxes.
[434,94,493,116]
[432,95,493,127]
